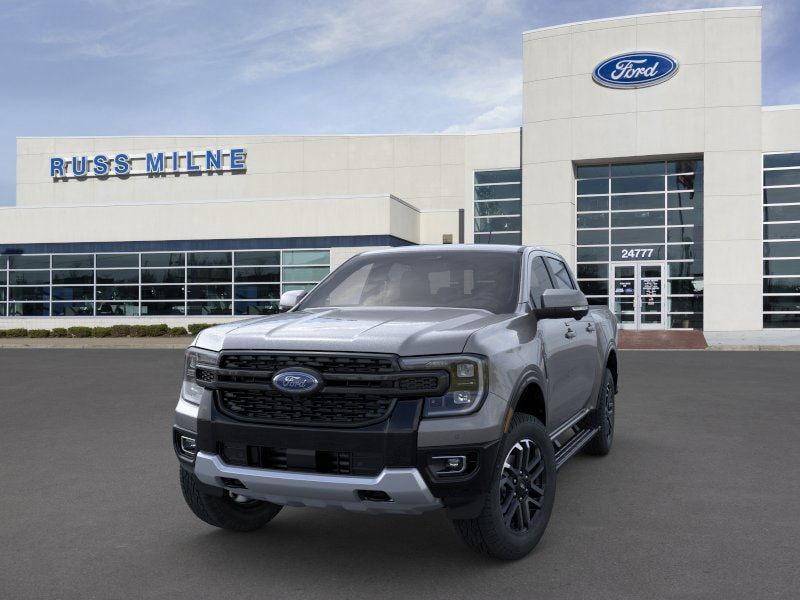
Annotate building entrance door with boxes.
[610,262,666,330]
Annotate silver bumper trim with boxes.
[193,451,442,515]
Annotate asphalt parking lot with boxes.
[1,350,798,600]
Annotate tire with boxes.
[584,367,615,456]
[179,468,283,532]
[452,413,556,560]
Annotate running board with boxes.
[549,408,591,442]
[554,427,599,470]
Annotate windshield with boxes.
[299,250,521,314]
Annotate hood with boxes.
[194,307,507,356]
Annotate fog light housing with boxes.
[180,435,197,457]
[430,455,467,475]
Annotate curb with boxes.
[619,345,800,351]
[707,345,800,351]
[0,338,193,349]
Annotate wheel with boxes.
[452,413,556,560]
[584,367,615,456]
[179,468,283,531]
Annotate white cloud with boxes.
[432,37,523,131]
[442,102,521,132]
[235,0,477,81]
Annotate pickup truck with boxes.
[174,245,618,560]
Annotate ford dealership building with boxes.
[2,6,799,334]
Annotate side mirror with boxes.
[279,289,307,312]
[534,288,589,319]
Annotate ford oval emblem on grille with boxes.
[272,369,321,395]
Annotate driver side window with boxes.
[529,256,553,308]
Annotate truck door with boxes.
[530,256,575,429]
[541,257,599,426]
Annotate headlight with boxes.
[181,347,219,404]
[399,355,488,417]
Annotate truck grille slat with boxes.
[220,353,396,375]
[219,389,395,427]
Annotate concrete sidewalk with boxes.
[0,337,193,349]
[617,329,800,351]
[705,329,800,350]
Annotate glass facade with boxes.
[0,249,329,318]
[575,159,704,329]
[763,153,800,328]
[474,169,522,245]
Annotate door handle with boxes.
[586,323,595,333]
[565,327,576,339]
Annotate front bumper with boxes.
[175,389,501,518]
[194,451,440,514]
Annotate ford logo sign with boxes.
[593,52,678,89]
[272,369,321,395]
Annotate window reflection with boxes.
[0,249,330,318]
[576,159,704,329]
[474,170,522,245]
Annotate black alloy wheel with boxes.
[499,438,546,533]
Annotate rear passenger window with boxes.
[545,258,575,290]
[530,257,552,307]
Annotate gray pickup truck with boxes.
[174,245,618,560]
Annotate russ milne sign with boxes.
[50,148,246,179]
[592,52,678,89]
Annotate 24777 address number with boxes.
[619,248,655,259]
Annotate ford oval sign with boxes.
[272,369,321,395]
[592,52,678,89]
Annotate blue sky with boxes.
[1,0,798,206]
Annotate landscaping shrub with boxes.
[188,323,215,336]
[109,324,132,337]
[129,325,149,337]
[145,324,169,337]
[67,326,92,338]
[4,328,28,338]
[0,323,192,339]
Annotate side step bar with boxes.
[548,408,590,441]
[554,426,599,470]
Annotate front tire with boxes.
[180,469,283,531]
[452,413,556,560]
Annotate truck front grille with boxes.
[218,389,395,427]
[204,352,448,428]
